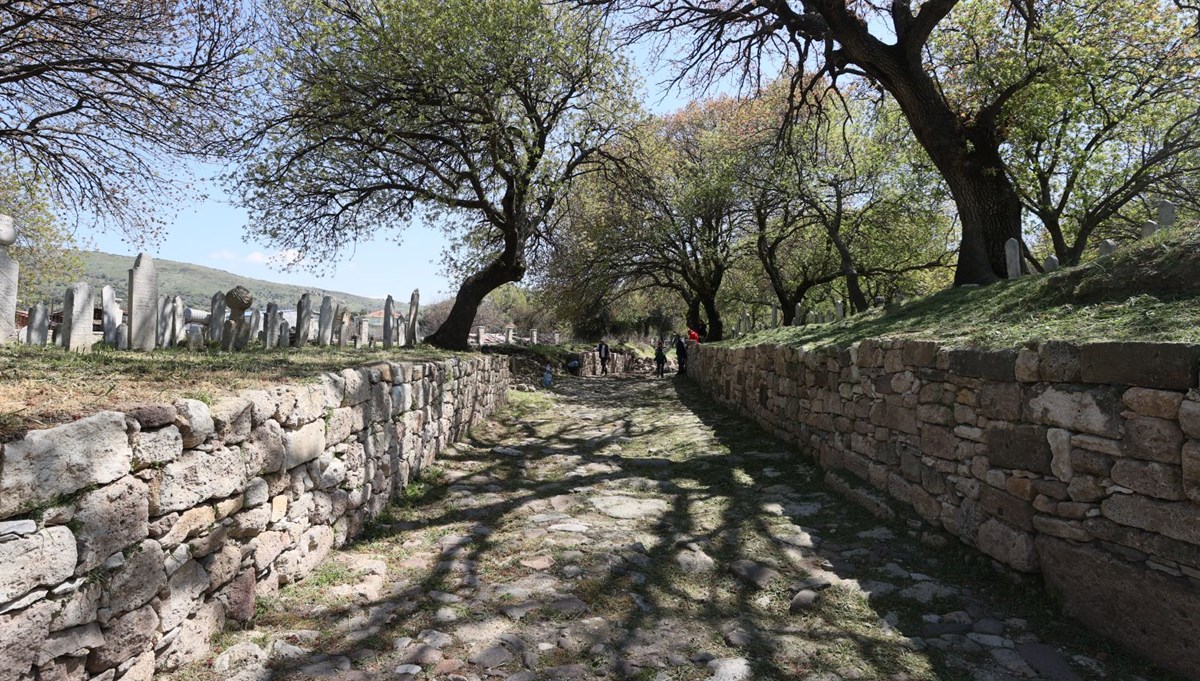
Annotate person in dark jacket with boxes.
[674,334,687,375]
[654,340,667,378]
[597,340,611,375]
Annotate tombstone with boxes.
[265,303,280,348]
[383,295,396,349]
[1142,220,1158,239]
[62,283,94,353]
[835,301,845,320]
[356,317,369,348]
[505,326,514,344]
[101,286,119,346]
[476,325,485,346]
[405,289,420,348]
[234,314,253,351]
[552,331,560,345]
[1004,237,1022,279]
[530,328,538,345]
[278,320,291,348]
[1158,199,1177,229]
[771,307,779,327]
[873,296,885,307]
[186,327,203,351]
[806,312,816,325]
[1099,239,1117,256]
[221,320,236,351]
[295,293,313,347]
[156,295,172,347]
[317,295,334,346]
[793,303,802,326]
[1043,254,1060,273]
[248,307,262,341]
[125,254,159,351]
[209,292,227,342]
[26,302,48,346]
[412,321,422,344]
[170,296,185,346]
[0,216,16,345]
[742,313,751,334]
[116,323,129,351]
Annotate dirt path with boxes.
[174,375,1169,681]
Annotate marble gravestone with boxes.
[296,293,313,347]
[127,253,158,351]
[1005,238,1022,279]
[156,295,172,347]
[170,296,185,346]
[383,295,395,349]
[317,295,334,346]
[1044,254,1060,272]
[356,317,369,348]
[62,283,94,353]
[209,291,227,343]
[101,285,120,346]
[265,303,280,348]
[1158,199,1177,229]
[26,302,48,346]
[0,215,16,345]
[278,320,290,348]
[505,326,514,344]
[406,289,420,348]
[835,301,845,320]
[336,304,349,348]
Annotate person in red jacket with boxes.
[687,327,700,344]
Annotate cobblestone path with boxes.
[178,376,1173,681]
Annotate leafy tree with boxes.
[940,0,1200,264]
[232,0,634,350]
[0,0,249,236]
[0,170,79,304]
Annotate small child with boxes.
[542,363,553,387]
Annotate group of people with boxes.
[542,324,707,387]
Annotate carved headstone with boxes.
[317,295,334,346]
[1099,239,1117,256]
[336,304,350,348]
[265,303,280,348]
[221,320,236,351]
[26,303,48,346]
[170,296,185,346]
[116,323,129,350]
[209,292,226,342]
[383,295,395,349]
[248,307,262,341]
[530,328,538,345]
[186,328,203,351]
[1158,199,1177,229]
[1142,220,1158,239]
[1044,254,1060,272]
[62,283,94,353]
[278,320,290,348]
[234,313,253,351]
[505,326,514,344]
[127,253,158,351]
[356,317,370,348]
[101,285,119,346]
[476,325,485,346]
[835,301,845,320]
[0,215,17,345]
[406,289,420,348]
[742,313,751,334]
[771,307,779,327]
[792,303,802,326]
[296,293,313,347]
[806,312,816,325]
[156,295,172,347]
[1005,238,1022,279]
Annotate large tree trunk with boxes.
[700,295,723,342]
[826,226,870,312]
[685,297,702,332]
[426,235,527,350]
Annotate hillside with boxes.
[64,251,384,312]
[726,226,1200,350]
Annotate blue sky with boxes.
[83,41,703,303]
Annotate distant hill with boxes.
[56,251,384,312]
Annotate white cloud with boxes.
[208,249,240,261]
[245,251,269,264]
[268,248,304,267]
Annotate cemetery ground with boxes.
[165,375,1181,681]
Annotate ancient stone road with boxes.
[179,376,1173,681]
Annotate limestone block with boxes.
[229,505,270,540]
[154,601,224,672]
[976,518,1038,572]
[101,539,165,617]
[1122,415,1184,463]
[216,569,255,623]
[1101,494,1200,545]
[209,396,252,445]
[38,622,104,665]
[243,477,269,508]
[979,383,1022,420]
[158,506,216,549]
[0,412,132,519]
[152,447,246,514]
[243,420,285,475]
[0,526,76,604]
[946,348,1017,381]
[52,579,99,631]
[283,420,326,469]
[1122,387,1185,420]
[0,601,53,679]
[173,399,214,449]
[118,652,155,681]
[1036,536,1200,678]
[253,531,289,571]
[132,426,183,469]
[1046,428,1073,482]
[1080,342,1200,390]
[73,477,149,573]
[202,544,241,592]
[1110,459,1184,500]
[979,486,1034,531]
[1014,347,1039,383]
[157,559,209,632]
[238,389,279,427]
[86,604,158,673]
[1031,515,1092,542]
[1024,384,1122,438]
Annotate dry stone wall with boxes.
[0,355,508,681]
[688,339,1200,678]
[572,350,638,376]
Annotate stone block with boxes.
[1122,387,1184,419]
[101,539,165,617]
[132,426,183,469]
[152,447,247,514]
[901,340,938,368]
[73,476,149,573]
[0,526,76,604]
[947,348,1017,381]
[243,420,285,475]
[1080,342,1200,390]
[1015,347,1039,382]
[0,601,53,679]
[1037,341,1081,382]
[157,559,209,632]
[154,601,224,672]
[283,420,326,469]
[979,486,1034,531]
[985,424,1052,474]
[1031,515,1092,542]
[1184,440,1200,505]
[202,544,241,591]
[86,604,158,673]
[124,404,176,429]
[173,399,214,448]
[1110,460,1184,500]
[1101,494,1200,546]
[976,518,1038,572]
[1084,517,1200,569]
[39,622,104,664]
[159,506,216,548]
[1036,536,1200,679]
[1024,384,1122,438]
[1067,475,1106,503]
[1180,399,1200,439]
[920,424,958,459]
[209,396,252,445]
[0,412,132,519]
[979,383,1022,420]
[1123,415,1184,463]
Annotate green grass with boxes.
[723,226,1200,350]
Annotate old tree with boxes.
[233,0,633,349]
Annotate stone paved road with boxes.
[176,376,1176,681]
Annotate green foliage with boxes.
[0,171,81,305]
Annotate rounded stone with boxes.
[225,285,253,313]
[0,214,15,246]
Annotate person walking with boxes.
[597,340,611,375]
[542,362,553,387]
[674,334,687,375]
[654,340,667,378]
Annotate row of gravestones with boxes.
[1006,199,1179,278]
[8,249,423,352]
[472,326,559,346]
[735,301,848,335]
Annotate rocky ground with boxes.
[165,375,1175,681]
